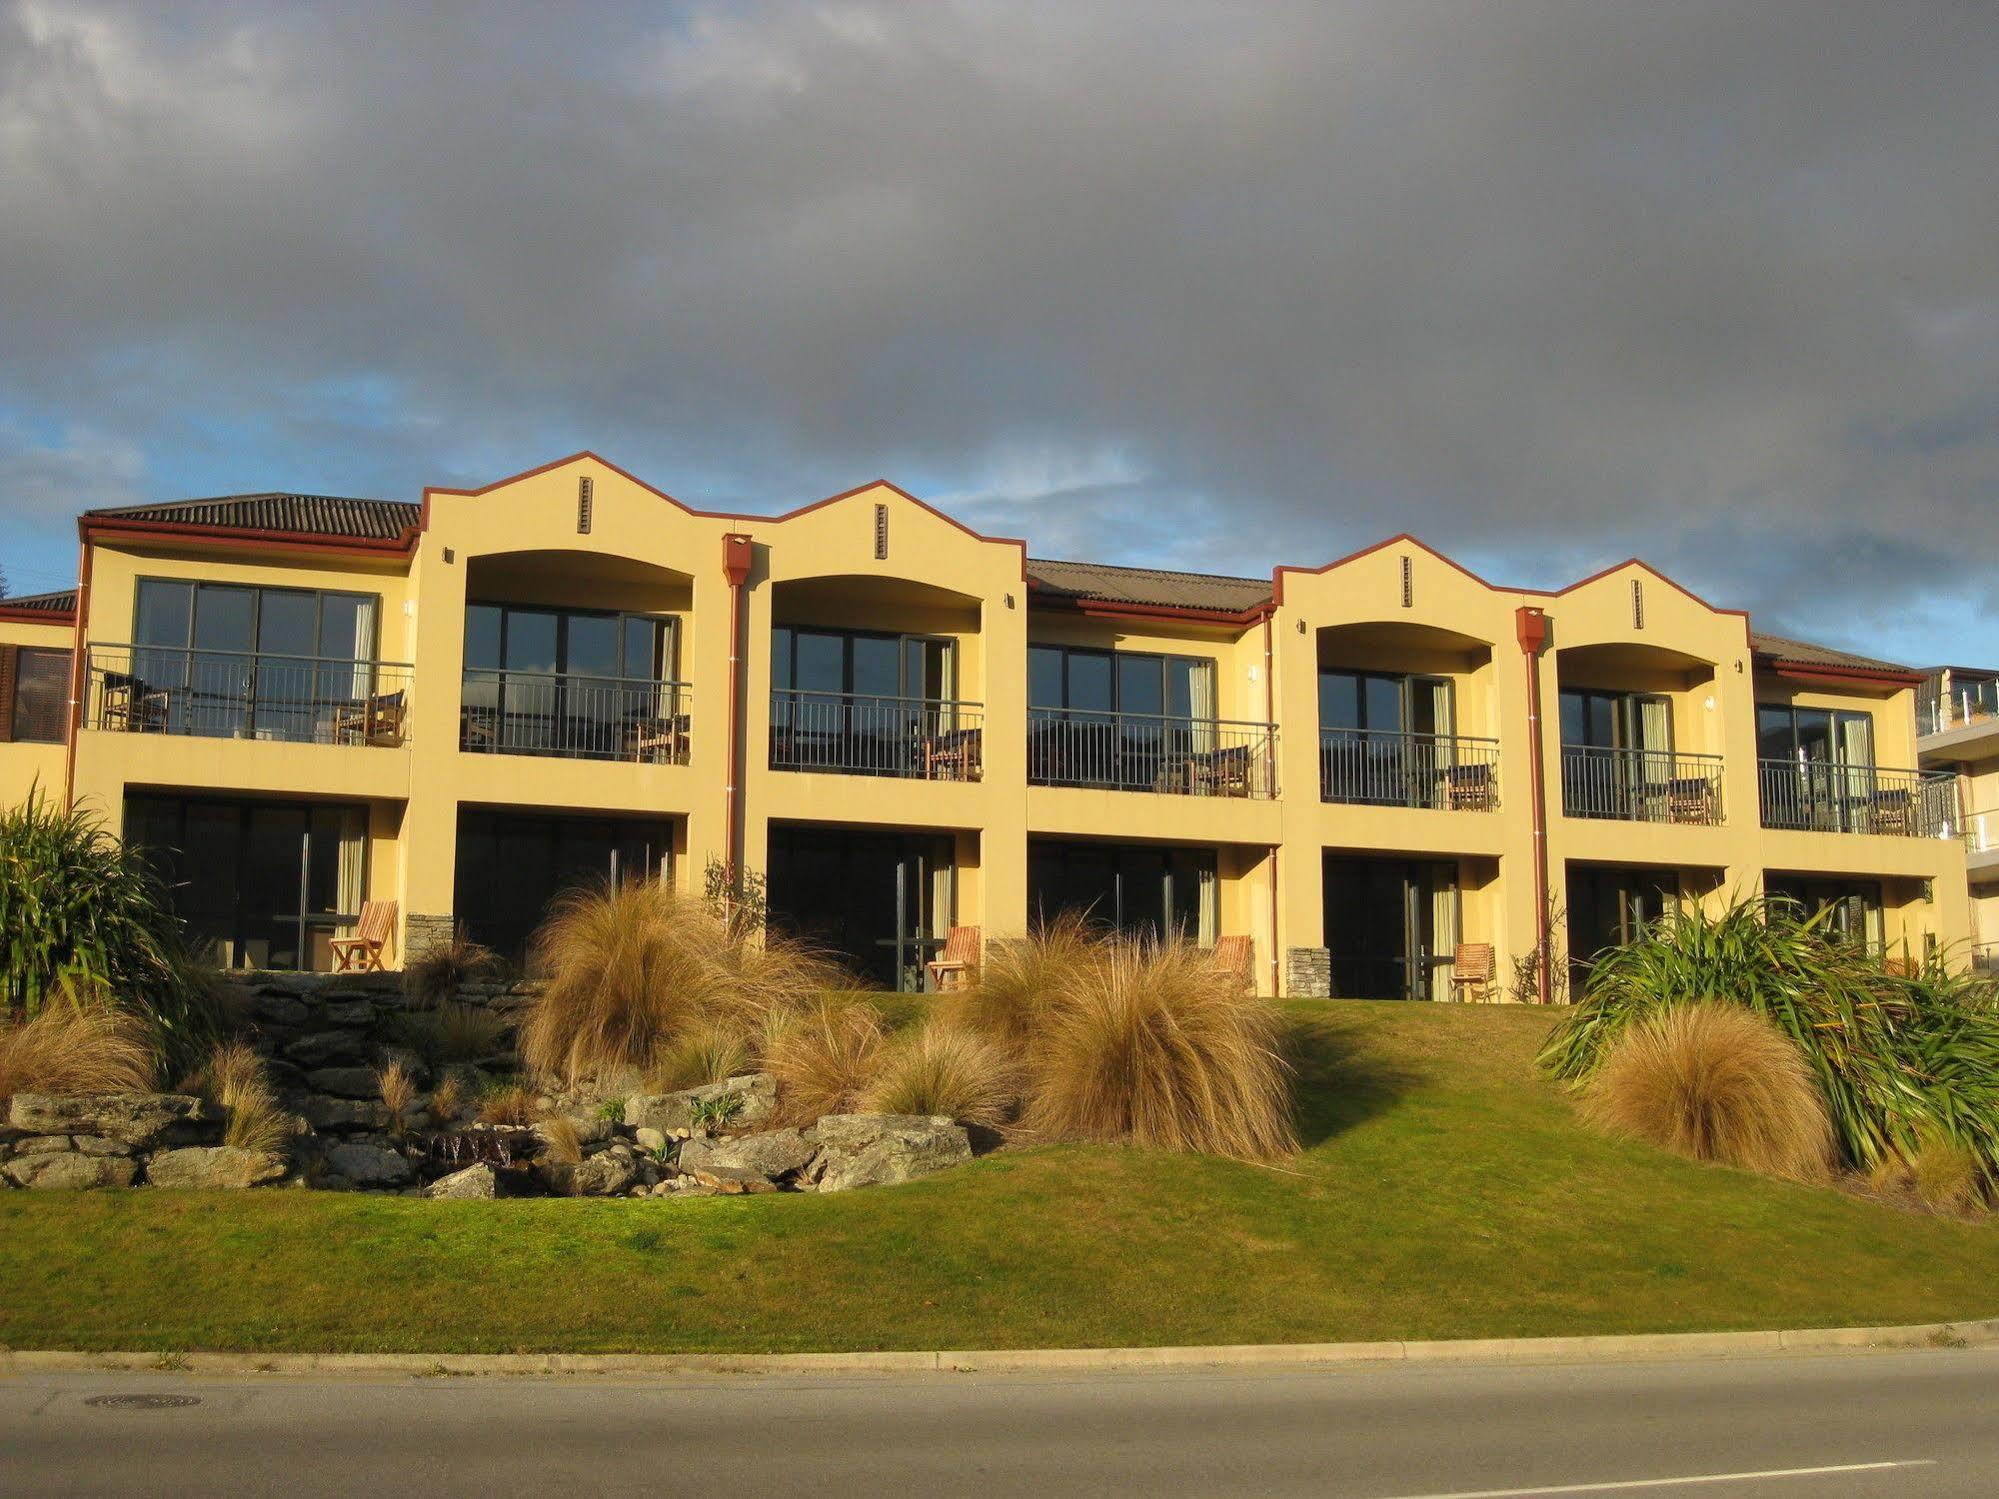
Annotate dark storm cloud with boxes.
[1,1,1996,657]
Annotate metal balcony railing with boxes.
[460,669,691,763]
[769,689,983,780]
[1320,728,1500,810]
[1966,808,1999,857]
[1756,760,1958,838]
[1561,745,1725,825]
[86,644,413,747]
[1028,708,1277,798]
[1918,677,1999,737]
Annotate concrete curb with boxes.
[2,1318,1992,1380]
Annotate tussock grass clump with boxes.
[537,1113,584,1165]
[1911,1137,1986,1215]
[0,990,156,1102]
[941,913,1094,1055]
[423,1003,507,1065]
[862,1022,1019,1129]
[1581,1004,1834,1183]
[478,1081,538,1127]
[1012,937,1296,1161]
[376,1059,420,1135]
[650,1019,754,1092]
[517,878,845,1089]
[192,1040,291,1156]
[428,1069,468,1125]
[401,926,498,1010]
[764,998,888,1126]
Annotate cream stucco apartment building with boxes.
[1918,665,1999,973]
[0,453,1974,997]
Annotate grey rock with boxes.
[423,1163,499,1200]
[546,1143,638,1197]
[146,1146,288,1189]
[294,1095,391,1132]
[14,1134,72,1155]
[535,1114,612,1151]
[70,1135,136,1157]
[305,1067,381,1099]
[284,1031,367,1068]
[3,1151,139,1190]
[322,1141,414,1188]
[252,992,310,1027]
[810,1114,971,1193]
[633,1127,667,1154]
[8,1093,212,1149]
[623,1073,776,1134]
[323,998,377,1027]
[679,1128,816,1182]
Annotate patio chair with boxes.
[626,711,691,765]
[925,925,982,991]
[1665,775,1716,825]
[1439,761,1497,811]
[332,689,406,747]
[1194,744,1256,798]
[329,900,397,973]
[1868,787,1913,836]
[923,725,983,782]
[1213,934,1255,989]
[1447,943,1496,1003]
[99,670,170,732]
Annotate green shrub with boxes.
[0,789,219,1074]
[1542,896,1999,1189]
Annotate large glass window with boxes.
[1756,704,1878,831]
[1559,689,1677,819]
[454,808,676,962]
[769,627,958,775]
[8,648,69,743]
[1027,839,1217,945]
[767,827,954,991]
[1766,876,1885,951]
[125,795,368,971]
[1565,865,1679,993]
[1027,645,1218,792]
[1324,856,1459,1000]
[1318,670,1456,806]
[461,603,678,759]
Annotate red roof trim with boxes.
[1758,659,1922,688]
[0,603,75,625]
[80,517,417,559]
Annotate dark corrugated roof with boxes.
[1026,557,1273,614]
[1750,631,1915,678]
[0,588,77,616]
[87,492,419,540]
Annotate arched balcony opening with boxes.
[1316,622,1498,811]
[1554,641,1722,825]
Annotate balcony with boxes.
[769,689,983,781]
[1320,728,1499,810]
[1756,760,1958,838]
[86,644,412,747]
[1561,746,1724,825]
[1918,673,1999,739]
[460,669,691,764]
[1028,708,1277,799]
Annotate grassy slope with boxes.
[3,1001,1995,1354]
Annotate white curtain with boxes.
[1188,660,1217,760]
[1839,713,1876,819]
[1196,857,1218,947]
[1428,868,1459,1001]
[931,840,955,941]
[349,598,377,698]
[336,810,366,919]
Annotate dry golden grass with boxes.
[196,1041,291,1157]
[1582,1003,1836,1183]
[401,926,498,1010]
[426,1003,506,1065]
[0,996,155,1101]
[477,1081,538,1127]
[1012,936,1296,1161]
[376,1059,420,1135]
[537,1113,584,1165]
[649,1019,754,1092]
[941,913,1095,1055]
[518,878,844,1087]
[862,1021,1019,1129]
[765,997,888,1125]
[1911,1137,1986,1215]
[428,1069,467,1125]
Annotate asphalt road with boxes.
[4,1348,1996,1497]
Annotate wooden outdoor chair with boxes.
[1195,744,1256,798]
[1868,788,1913,837]
[99,670,170,732]
[328,900,397,973]
[332,689,406,747]
[923,726,983,782]
[625,711,691,765]
[1447,943,1496,1003]
[1665,776,1716,825]
[1213,934,1255,990]
[926,926,982,991]
[1439,761,1497,811]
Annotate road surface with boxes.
[4,1347,1996,1496]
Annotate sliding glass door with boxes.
[769,627,957,775]
[1027,645,1217,790]
[454,809,676,962]
[1323,856,1458,1000]
[1318,670,1455,805]
[1565,865,1679,993]
[462,603,678,759]
[766,827,955,991]
[1560,689,1674,818]
[1027,839,1217,944]
[1758,705,1877,831]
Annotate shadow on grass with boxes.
[1285,1009,1421,1149]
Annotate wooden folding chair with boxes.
[925,925,983,991]
[1213,934,1255,990]
[1447,943,1496,1003]
[329,900,397,973]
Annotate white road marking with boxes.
[1380,1458,1938,1499]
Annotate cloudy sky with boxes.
[2,1,1995,664]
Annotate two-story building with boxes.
[0,453,1972,993]
[1918,664,1999,973]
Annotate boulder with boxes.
[322,1141,414,1189]
[7,1094,211,1149]
[13,1134,72,1155]
[284,1031,368,1068]
[623,1073,776,1134]
[294,1095,391,1132]
[633,1127,668,1155]
[70,1135,136,1157]
[423,1163,499,1200]
[680,1162,778,1195]
[679,1128,816,1183]
[545,1143,639,1197]
[809,1114,971,1193]
[3,1151,139,1190]
[252,991,310,1027]
[146,1146,288,1190]
[305,1067,381,1100]
[323,998,377,1027]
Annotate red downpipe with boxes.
[1262,610,1280,996]
[720,534,754,890]
[62,532,92,811]
[1515,606,1552,1005]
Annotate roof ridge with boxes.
[1027,555,1268,586]
[86,491,413,517]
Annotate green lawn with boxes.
[4,1001,1995,1354]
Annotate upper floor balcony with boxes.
[86,643,412,748]
[1320,728,1499,811]
[768,688,983,781]
[1756,759,1958,839]
[1561,745,1725,825]
[1918,668,1998,740]
[1028,708,1277,798]
[461,668,691,765]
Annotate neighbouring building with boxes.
[0,453,1973,994]
[1918,665,1999,974]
